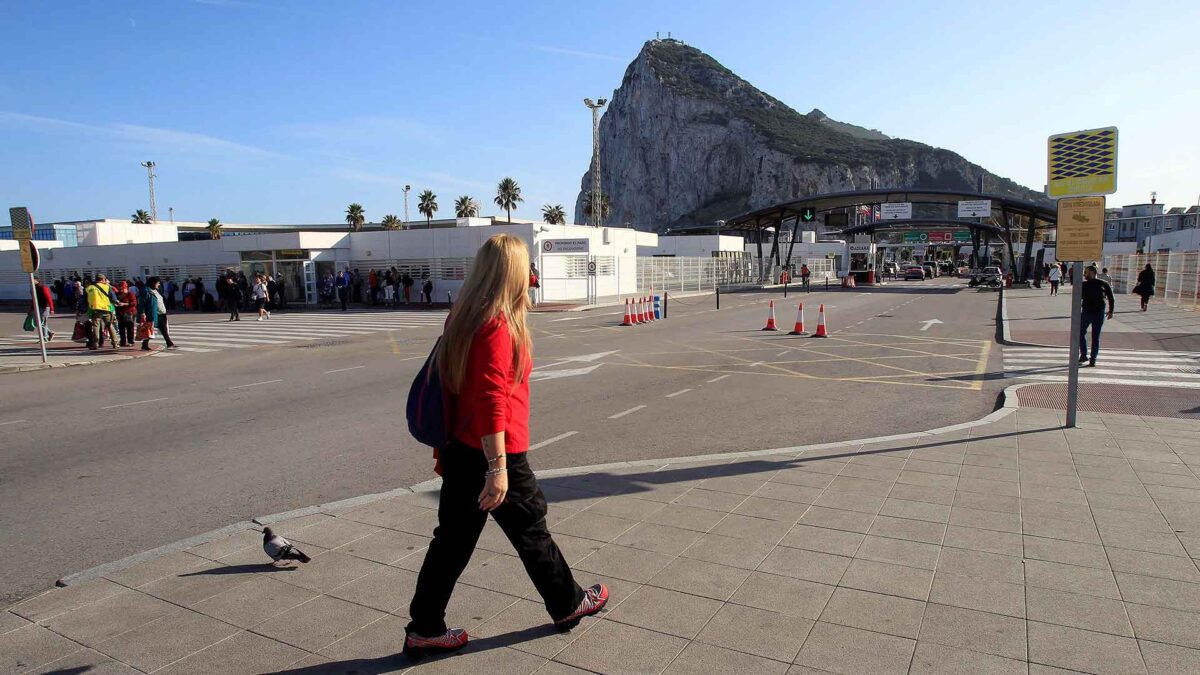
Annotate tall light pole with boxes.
[403,185,411,230]
[141,161,157,222]
[583,98,607,227]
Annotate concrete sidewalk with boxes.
[1005,285,1200,352]
[0,338,161,373]
[7,401,1200,674]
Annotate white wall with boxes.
[648,235,745,257]
[1144,229,1200,253]
[74,220,180,246]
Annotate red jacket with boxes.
[31,284,54,315]
[453,316,531,454]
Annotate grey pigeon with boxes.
[262,527,311,564]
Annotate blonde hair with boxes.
[437,233,532,393]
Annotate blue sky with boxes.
[2,0,1196,225]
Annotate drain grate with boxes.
[1017,383,1199,419]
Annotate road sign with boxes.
[953,231,972,242]
[903,232,928,243]
[9,206,34,240]
[800,207,816,223]
[587,260,597,275]
[880,202,912,220]
[1047,126,1118,198]
[926,232,953,244]
[1055,196,1105,261]
[20,240,39,273]
[541,238,589,254]
[957,200,991,218]
[913,245,928,257]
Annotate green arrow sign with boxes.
[800,207,816,223]
[953,231,972,242]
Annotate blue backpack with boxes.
[407,339,450,448]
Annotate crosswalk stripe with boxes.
[1002,346,1199,389]
[1005,373,1200,389]
[1005,359,1199,373]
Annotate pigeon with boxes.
[262,527,311,564]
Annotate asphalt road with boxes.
[0,277,1005,607]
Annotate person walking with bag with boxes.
[253,273,271,321]
[1135,263,1155,311]
[116,281,138,347]
[403,234,607,658]
[28,278,55,342]
[138,277,176,350]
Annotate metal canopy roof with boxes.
[833,219,1008,237]
[721,188,1057,231]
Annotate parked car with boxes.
[904,265,927,280]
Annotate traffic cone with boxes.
[645,296,655,322]
[788,303,806,335]
[621,299,633,326]
[812,304,829,337]
[762,301,779,331]
[636,298,645,323]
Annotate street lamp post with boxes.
[403,185,411,230]
[140,161,157,222]
[583,98,607,227]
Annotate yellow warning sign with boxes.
[1047,127,1117,198]
[1055,196,1105,261]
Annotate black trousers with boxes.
[407,443,583,636]
[142,315,175,349]
[117,314,135,345]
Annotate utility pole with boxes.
[583,98,607,226]
[168,207,174,224]
[141,161,157,222]
[403,185,411,230]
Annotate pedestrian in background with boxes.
[116,281,138,347]
[422,277,433,305]
[138,277,176,350]
[30,279,55,342]
[1047,264,1061,295]
[86,274,121,350]
[253,273,271,321]
[74,280,92,347]
[383,270,396,307]
[225,275,242,321]
[1135,264,1155,311]
[1079,265,1115,368]
[403,272,414,304]
[403,234,607,658]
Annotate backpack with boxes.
[407,338,451,449]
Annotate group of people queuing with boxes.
[29,273,176,351]
[318,268,433,311]
[216,269,284,322]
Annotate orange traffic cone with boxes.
[813,304,829,337]
[762,301,779,331]
[636,298,645,323]
[621,299,633,326]
[646,296,655,322]
[788,303,806,335]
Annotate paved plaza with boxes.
[6,395,1200,674]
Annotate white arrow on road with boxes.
[529,364,603,382]
[919,319,944,331]
[532,350,618,371]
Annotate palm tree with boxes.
[345,203,365,232]
[542,204,567,225]
[417,190,438,227]
[381,214,402,230]
[494,177,523,223]
[131,209,151,224]
[582,192,612,225]
[207,218,223,240]
[454,195,479,218]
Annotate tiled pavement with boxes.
[6,407,1200,674]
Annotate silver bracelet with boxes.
[485,467,507,477]
[486,455,505,465]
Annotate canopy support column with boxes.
[784,215,800,270]
[1021,215,1038,283]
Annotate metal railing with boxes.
[1104,251,1199,311]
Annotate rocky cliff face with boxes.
[574,39,1046,231]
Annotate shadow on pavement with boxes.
[179,563,296,576]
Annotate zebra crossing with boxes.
[1003,346,1200,389]
[158,310,448,354]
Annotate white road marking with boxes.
[101,397,168,410]
[0,420,28,426]
[324,365,366,374]
[665,388,693,398]
[528,364,602,382]
[549,316,585,322]
[707,374,732,383]
[919,319,944,331]
[609,405,647,419]
[228,379,283,390]
[749,361,764,367]
[528,431,578,450]
[777,351,790,357]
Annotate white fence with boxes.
[1104,251,1199,311]
[636,257,755,295]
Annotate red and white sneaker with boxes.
[555,583,609,632]
[403,628,468,660]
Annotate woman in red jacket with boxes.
[404,234,608,658]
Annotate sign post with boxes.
[1047,128,1117,428]
[10,207,47,364]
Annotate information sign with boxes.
[880,202,912,220]
[957,200,992,218]
[1047,127,1118,198]
[1055,196,1105,261]
[541,238,590,254]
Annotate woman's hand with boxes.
[478,471,508,511]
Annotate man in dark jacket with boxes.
[1079,265,1115,367]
